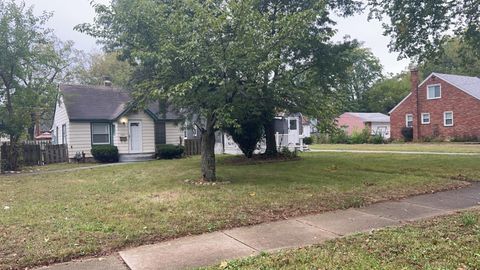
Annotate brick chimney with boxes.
[410,66,420,140]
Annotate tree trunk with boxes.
[201,116,216,182]
[264,119,277,156]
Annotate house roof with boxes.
[430,73,480,100]
[390,72,480,114]
[61,84,131,121]
[346,112,390,123]
[60,84,181,121]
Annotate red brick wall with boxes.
[391,75,480,140]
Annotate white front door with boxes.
[129,121,142,153]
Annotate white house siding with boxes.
[165,122,182,145]
[114,111,156,154]
[68,122,92,158]
[113,122,129,154]
[52,96,70,145]
[371,122,391,139]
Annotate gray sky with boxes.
[24,0,410,74]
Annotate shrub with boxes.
[91,145,119,163]
[330,130,350,144]
[156,144,185,159]
[369,134,385,144]
[401,127,414,142]
[312,133,331,144]
[303,136,313,145]
[350,128,370,144]
[280,147,298,159]
[224,119,264,158]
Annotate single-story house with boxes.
[52,84,183,161]
[390,70,480,140]
[337,112,391,139]
[211,113,316,155]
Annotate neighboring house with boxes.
[337,112,391,139]
[211,113,315,155]
[390,70,480,140]
[52,84,183,161]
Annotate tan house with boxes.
[52,84,183,161]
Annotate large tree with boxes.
[362,72,410,114]
[72,51,134,87]
[420,37,480,77]
[78,0,362,181]
[0,1,74,170]
[368,0,480,61]
[337,47,383,112]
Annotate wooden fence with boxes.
[1,142,69,170]
[184,139,201,156]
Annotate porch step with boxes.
[119,153,155,163]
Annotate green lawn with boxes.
[1,152,480,269]
[20,162,98,173]
[310,143,480,153]
[204,209,480,270]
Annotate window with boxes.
[183,128,187,138]
[91,123,111,145]
[444,111,453,127]
[405,114,413,127]
[427,84,441,99]
[289,119,298,130]
[62,124,67,144]
[421,113,430,124]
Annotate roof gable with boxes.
[429,73,480,100]
[59,84,182,122]
[60,84,131,121]
[390,72,480,114]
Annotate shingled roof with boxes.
[60,84,181,121]
[346,112,390,123]
[431,73,480,100]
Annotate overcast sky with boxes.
[23,0,410,75]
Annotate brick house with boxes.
[390,70,480,140]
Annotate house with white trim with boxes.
[390,70,480,140]
[51,84,183,161]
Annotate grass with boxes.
[19,162,98,173]
[310,142,480,153]
[203,209,480,270]
[1,152,480,269]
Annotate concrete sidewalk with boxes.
[310,149,480,155]
[41,182,480,270]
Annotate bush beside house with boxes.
[313,128,386,145]
[156,144,185,159]
[91,145,120,163]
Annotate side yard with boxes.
[1,152,480,269]
[310,143,480,153]
[204,209,480,270]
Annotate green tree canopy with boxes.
[78,0,363,181]
[368,0,480,61]
[420,37,480,77]
[72,51,134,88]
[0,0,76,169]
[362,72,410,114]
